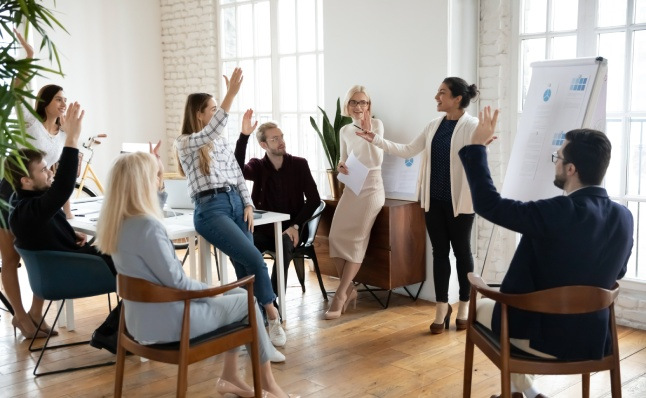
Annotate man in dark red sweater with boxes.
[7,102,119,354]
[235,113,321,298]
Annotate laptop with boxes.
[165,178,194,210]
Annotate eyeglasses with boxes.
[266,135,285,143]
[551,152,567,164]
[348,100,370,107]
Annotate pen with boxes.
[76,214,85,217]
[353,124,367,132]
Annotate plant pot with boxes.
[327,170,345,199]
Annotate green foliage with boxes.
[0,0,66,187]
[309,98,352,170]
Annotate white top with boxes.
[371,112,479,214]
[21,105,66,167]
[340,118,384,170]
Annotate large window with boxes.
[515,0,646,279]
[218,0,328,193]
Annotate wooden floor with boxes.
[1,258,646,397]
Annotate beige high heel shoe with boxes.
[342,286,357,314]
[324,293,347,320]
[29,314,59,336]
[12,317,47,339]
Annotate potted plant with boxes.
[309,98,352,198]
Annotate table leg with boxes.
[274,221,285,321]
[188,236,197,279]
[198,236,212,285]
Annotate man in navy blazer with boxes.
[458,107,633,398]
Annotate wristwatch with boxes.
[292,224,299,230]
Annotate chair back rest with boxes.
[300,200,326,247]
[508,283,620,315]
[15,248,116,301]
[117,274,191,303]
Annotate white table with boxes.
[68,197,290,324]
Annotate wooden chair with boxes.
[114,274,262,398]
[264,200,329,300]
[463,273,621,398]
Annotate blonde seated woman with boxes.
[95,151,297,398]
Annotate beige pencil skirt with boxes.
[329,170,385,263]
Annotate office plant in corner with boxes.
[0,0,66,223]
[310,98,352,198]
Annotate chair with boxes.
[463,273,622,398]
[15,248,117,376]
[114,274,262,398]
[265,200,329,300]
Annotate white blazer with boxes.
[371,112,478,215]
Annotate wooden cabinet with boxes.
[315,198,426,291]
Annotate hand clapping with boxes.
[471,106,499,146]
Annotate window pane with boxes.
[605,119,624,197]
[255,1,270,56]
[278,0,296,54]
[317,0,324,50]
[521,0,547,34]
[298,54,317,111]
[238,59,254,112]
[220,0,235,4]
[637,0,646,23]
[237,4,253,58]
[520,38,546,109]
[552,0,578,31]
[597,0,627,27]
[281,114,298,147]
[297,0,316,52]
[280,56,297,111]
[300,114,317,158]
[256,58,272,113]
[551,35,576,59]
[631,30,646,111]
[221,7,236,59]
[318,54,324,106]
[598,32,625,112]
[627,118,646,196]
[626,201,643,279]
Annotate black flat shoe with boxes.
[89,330,118,354]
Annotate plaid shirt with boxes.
[175,108,252,207]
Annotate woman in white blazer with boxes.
[357,77,480,334]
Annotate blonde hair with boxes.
[95,152,163,255]
[342,85,371,117]
[256,121,278,144]
[176,93,215,177]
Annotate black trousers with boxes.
[425,199,475,303]
[253,232,295,296]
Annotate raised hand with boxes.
[149,140,164,188]
[471,106,499,146]
[220,67,243,113]
[241,109,258,136]
[360,109,372,131]
[13,28,34,58]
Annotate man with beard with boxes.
[235,112,320,317]
[458,107,633,398]
[7,102,120,353]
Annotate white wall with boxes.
[30,0,165,187]
[324,0,478,302]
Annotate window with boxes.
[218,0,328,193]
[515,0,646,279]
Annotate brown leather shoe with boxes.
[455,318,467,330]
[490,393,524,398]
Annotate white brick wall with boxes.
[160,0,219,172]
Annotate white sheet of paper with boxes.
[337,151,369,195]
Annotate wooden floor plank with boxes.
[1,259,645,397]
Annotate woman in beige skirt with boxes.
[326,85,385,320]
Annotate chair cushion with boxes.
[473,322,557,362]
[143,321,249,350]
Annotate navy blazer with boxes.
[459,145,633,360]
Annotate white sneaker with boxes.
[268,346,285,363]
[268,318,286,347]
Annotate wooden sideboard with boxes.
[315,198,426,293]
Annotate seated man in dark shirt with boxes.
[459,107,633,398]
[7,102,120,353]
[235,112,321,300]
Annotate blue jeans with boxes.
[193,190,276,306]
